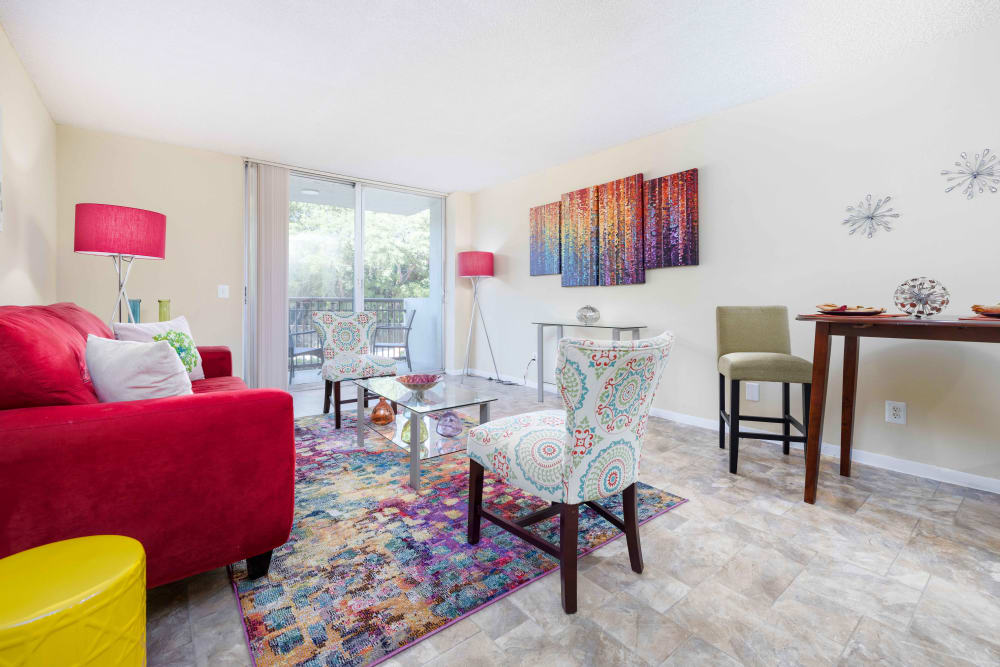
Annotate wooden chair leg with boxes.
[623,483,643,574]
[363,388,370,408]
[323,380,332,414]
[729,379,740,474]
[560,503,579,614]
[467,460,484,544]
[334,381,342,429]
[782,382,791,455]
[718,373,726,449]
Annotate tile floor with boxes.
[148,376,1000,666]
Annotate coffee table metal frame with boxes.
[353,377,497,489]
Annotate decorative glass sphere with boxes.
[576,305,600,325]
[894,277,950,318]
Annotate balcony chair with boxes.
[374,309,416,372]
[312,311,397,428]
[466,332,674,613]
[717,306,812,474]
[288,326,322,384]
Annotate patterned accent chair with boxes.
[466,332,674,613]
[311,311,397,428]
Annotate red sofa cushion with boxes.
[0,304,116,410]
[191,376,248,393]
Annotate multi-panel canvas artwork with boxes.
[644,168,699,268]
[534,166,698,285]
[560,186,599,287]
[597,173,645,286]
[529,201,561,275]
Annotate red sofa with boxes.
[0,303,294,587]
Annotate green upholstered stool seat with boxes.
[718,352,812,384]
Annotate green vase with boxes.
[401,418,429,444]
[158,299,171,322]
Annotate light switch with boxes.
[217,284,230,299]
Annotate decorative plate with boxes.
[972,304,1000,318]
[816,304,886,316]
[396,373,442,392]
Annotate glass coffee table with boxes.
[353,377,498,489]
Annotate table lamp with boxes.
[74,203,166,323]
[458,251,505,384]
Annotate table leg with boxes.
[632,328,640,340]
[537,324,545,403]
[356,385,364,448]
[480,402,490,425]
[840,335,859,477]
[409,410,421,489]
[804,323,832,504]
[612,328,621,342]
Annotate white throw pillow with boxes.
[86,335,193,403]
[113,315,205,380]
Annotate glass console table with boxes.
[531,321,647,402]
[353,376,498,489]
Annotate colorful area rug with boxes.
[229,412,686,666]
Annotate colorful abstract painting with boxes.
[597,173,645,285]
[529,201,561,275]
[229,412,686,666]
[560,186,599,286]
[644,168,699,268]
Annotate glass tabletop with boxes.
[531,321,647,329]
[354,376,498,414]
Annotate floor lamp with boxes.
[74,203,166,324]
[458,251,507,384]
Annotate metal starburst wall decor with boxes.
[941,149,1000,199]
[842,194,900,238]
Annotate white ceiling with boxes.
[1,0,996,193]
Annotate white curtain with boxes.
[244,161,289,390]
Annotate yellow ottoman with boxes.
[0,535,146,666]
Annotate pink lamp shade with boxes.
[74,203,166,259]
[457,251,494,277]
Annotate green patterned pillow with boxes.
[153,330,198,372]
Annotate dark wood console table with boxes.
[796,314,1000,504]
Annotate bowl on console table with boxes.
[396,373,443,392]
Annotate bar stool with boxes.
[717,306,812,474]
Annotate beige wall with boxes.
[445,192,474,372]
[56,126,245,371]
[469,27,1000,484]
[0,25,57,304]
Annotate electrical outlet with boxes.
[217,284,230,299]
[885,400,906,424]
[745,382,760,401]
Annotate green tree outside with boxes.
[288,201,430,299]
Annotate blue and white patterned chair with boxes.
[466,332,674,613]
[312,311,397,428]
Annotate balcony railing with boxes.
[288,297,410,382]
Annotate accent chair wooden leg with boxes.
[467,460,484,544]
[718,373,726,449]
[246,550,273,579]
[729,379,740,474]
[323,380,332,414]
[560,503,579,614]
[623,483,643,574]
[782,382,791,455]
[334,381,342,429]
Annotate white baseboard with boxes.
[652,408,1000,494]
[445,370,1000,494]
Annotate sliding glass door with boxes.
[363,188,444,373]
[287,173,443,387]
